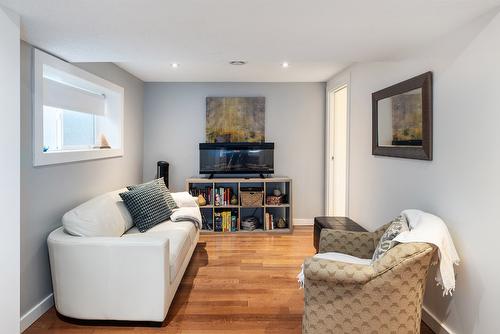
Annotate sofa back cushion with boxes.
[63,188,133,237]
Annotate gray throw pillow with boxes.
[127,178,178,211]
[120,181,172,233]
[372,215,409,262]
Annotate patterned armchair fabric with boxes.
[304,227,436,334]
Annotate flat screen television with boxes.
[199,142,274,176]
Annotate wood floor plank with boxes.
[24,226,434,333]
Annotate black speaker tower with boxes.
[156,161,169,188]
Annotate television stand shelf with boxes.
[186,177,292,234]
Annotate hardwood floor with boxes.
[25,226,434,333]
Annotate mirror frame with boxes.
[372,71,433,160]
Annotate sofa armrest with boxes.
[304,257,375,284]
[47,227,170,321]
[319,229,377,259]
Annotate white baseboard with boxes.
[294,218,314,226]
[20,293,54,333]
[422,305,454,334]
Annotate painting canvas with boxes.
[206,97,265,143]
[390,88,423,146]
[377,88,423,147]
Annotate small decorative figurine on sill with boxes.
[93,134,111,149]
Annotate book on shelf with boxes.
[231,214,237,232]
[214,187,234,206]
[214,212,222,232]
[264,213,275,230]
[214,210,238,232]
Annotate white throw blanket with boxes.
[394,209,460,296]
[170,206,202,229]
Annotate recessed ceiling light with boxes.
[282,62,289,68]
[171,63,179,68]
[229,60,247,65]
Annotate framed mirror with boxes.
[372,72,433,160]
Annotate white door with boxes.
[326,85,349,216]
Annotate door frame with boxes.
[325,72,351,216]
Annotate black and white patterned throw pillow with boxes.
[120,181,172,232]
[127,178,178,211]
[372,215,409,262]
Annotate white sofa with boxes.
[47,188,200,322]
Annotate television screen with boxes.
[199,143,274,175]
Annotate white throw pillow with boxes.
[62,188,133,237]
[171,192,198,208]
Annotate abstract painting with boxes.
[206,97,265,143]
[390,88,423,146]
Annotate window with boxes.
[33,49,124,166]
[43,107,99,151]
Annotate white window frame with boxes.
[33,49,124,166]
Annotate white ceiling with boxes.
[2,0,500,82]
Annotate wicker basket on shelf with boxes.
[240,191,263,207]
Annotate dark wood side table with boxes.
[314,216,367,253]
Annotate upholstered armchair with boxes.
[302,225,436,334]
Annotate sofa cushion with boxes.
[149,221,198,244]
[127,178,178,211]
[125,220,195,282]
[372,215,409,262]
[120,182,173,233]
[63,188,133,237]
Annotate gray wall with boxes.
[327,10,500,333]
[143,83,325,220]
[20,42,144,317]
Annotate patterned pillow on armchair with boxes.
[372,215,409,262]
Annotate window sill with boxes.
[33,148,123,166]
